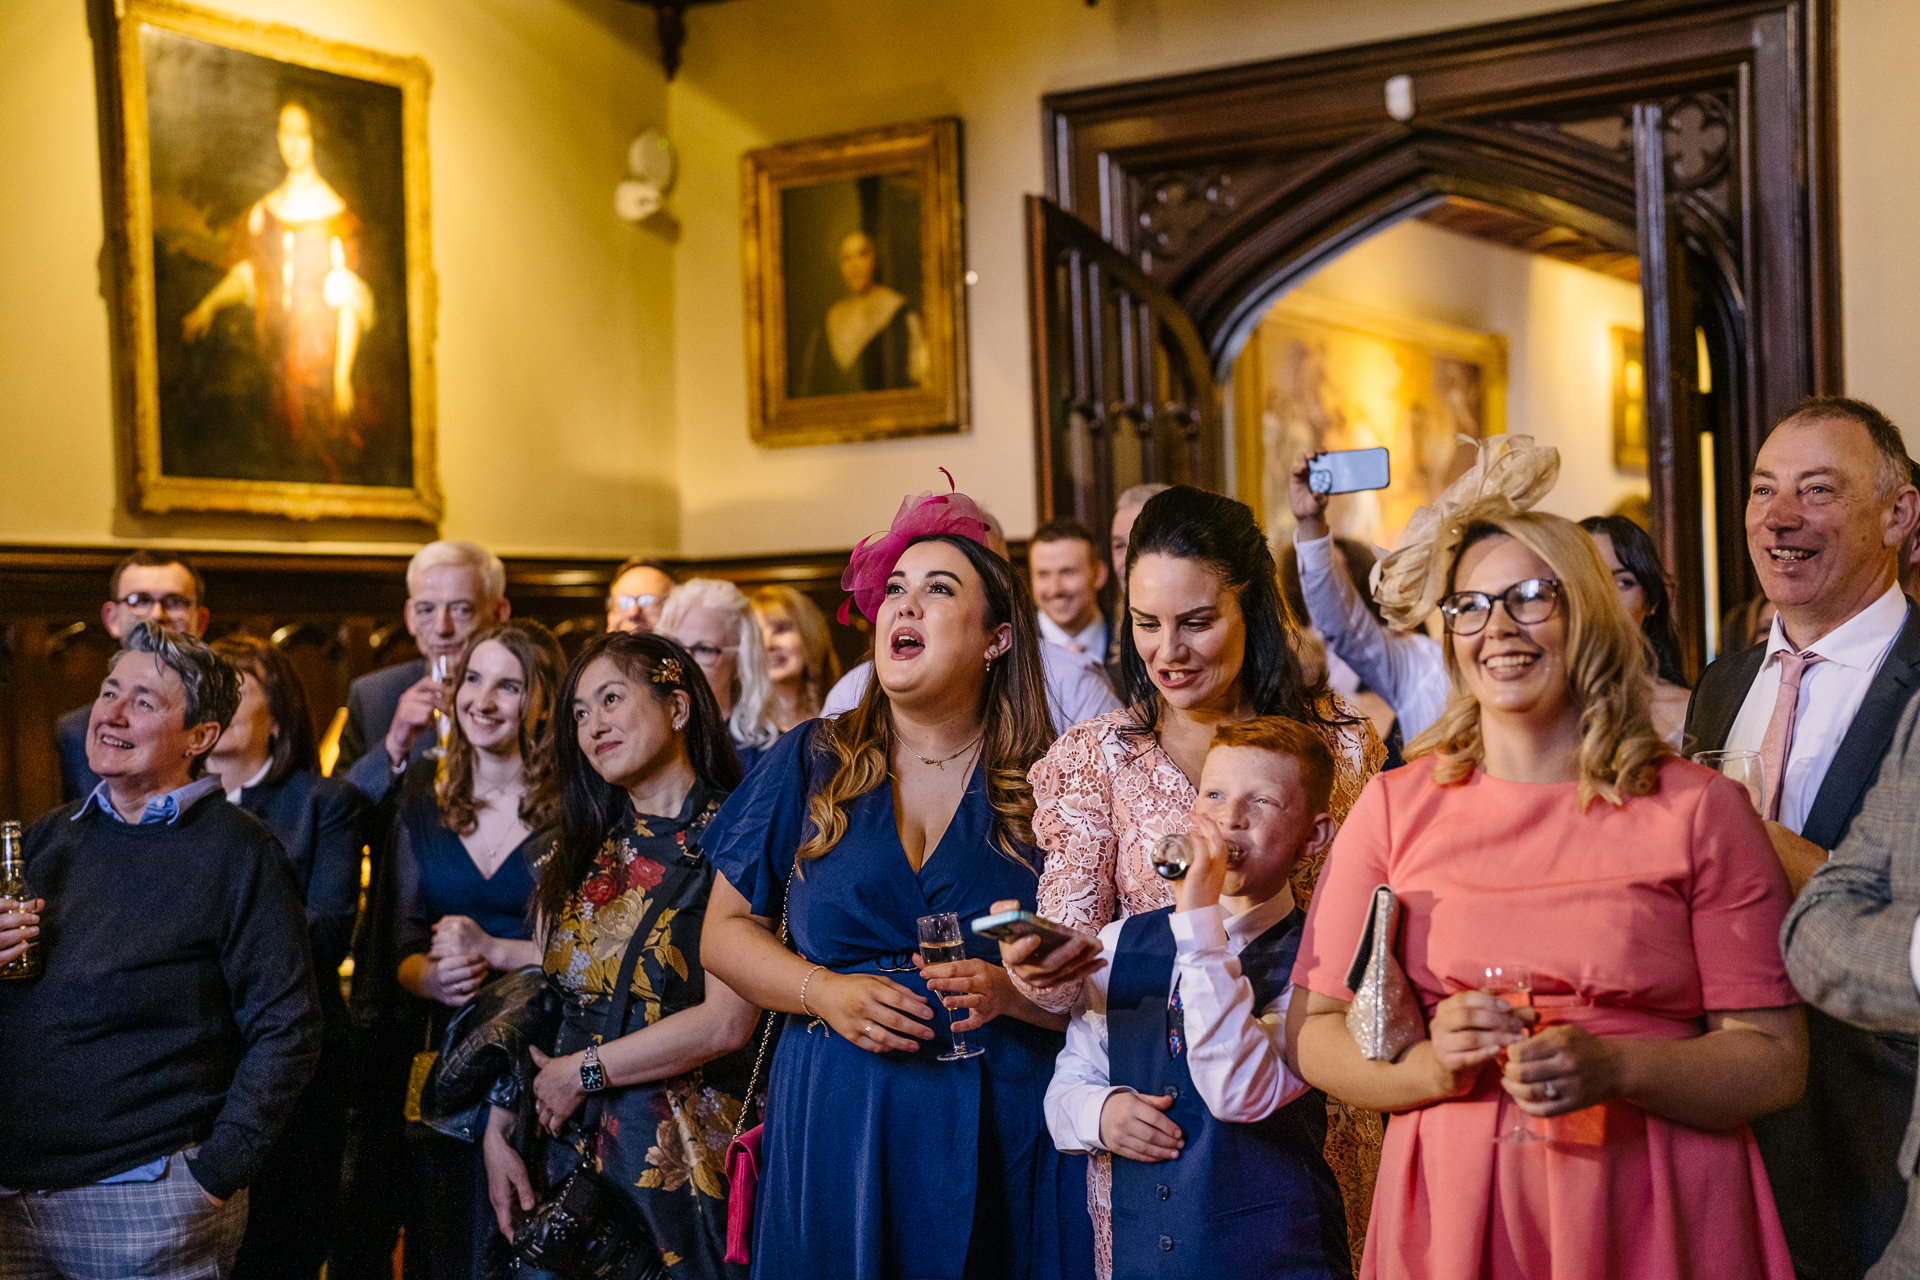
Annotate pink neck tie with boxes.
[1759,649,1823,822]
[1062,640,1086,654]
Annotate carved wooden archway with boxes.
[1029,0,1837,672]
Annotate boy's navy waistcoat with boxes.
[1106,904,1351,1280]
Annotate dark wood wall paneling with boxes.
[0,545,887,822]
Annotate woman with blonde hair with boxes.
[1291,500,1806,1279]
[750,584,841,731]
[661,578,782,773]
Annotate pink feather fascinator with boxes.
[838,469,992,624]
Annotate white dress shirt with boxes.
[1045,888,1309,1153]
[1293,531,1448,740]
[1724,582,1909,837]
[224,759,273,805]
[1039,611,1109,661]
[821,648,1121,737]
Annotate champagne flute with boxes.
[917,912,984,1062]
[1691,749,1764,814]
[1482,964,1545,1144]
[425,654,453,760]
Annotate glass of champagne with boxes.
[425,654,454,760]
[1691,750,1764,813]
[917,912,984,1062]
[1482,964,1545,1144]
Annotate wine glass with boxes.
[916,912,984,1062]
[1691,750,1764,813]
[425,654,454,760]
[1482,964,1545,1144]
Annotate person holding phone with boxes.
[997,485,1384,1277]
[699,485,1093,1279]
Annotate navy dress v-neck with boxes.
[705,722,1093,1280]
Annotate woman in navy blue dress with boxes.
[390,620,565,1280]
[702,486,1095,1280]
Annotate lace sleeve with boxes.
[1020,723,1122,1014]
[1292,697,1387,913]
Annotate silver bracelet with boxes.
[799,963,827,1021]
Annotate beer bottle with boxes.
[0,820,43,980]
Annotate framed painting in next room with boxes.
[741,118,968,447]
[93,0,441,522]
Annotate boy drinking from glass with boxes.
[1044,716,1352,1279]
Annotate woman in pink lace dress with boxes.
[1001,486,1383,1276]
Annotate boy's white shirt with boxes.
[1044,884,1310,1153]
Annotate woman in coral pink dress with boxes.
[1292,500,1805,1280]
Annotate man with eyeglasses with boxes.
[54,551,211,804]
[605,556,676,634]
[334,540,510,804]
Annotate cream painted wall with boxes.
[0,0,675,557]
[665,0,1595,558]
[1278,218,1648,542]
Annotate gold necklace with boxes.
[904,734,982,771]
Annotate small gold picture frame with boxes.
[741,118,969,447]
[95,0,441,522]
[1612,325,1648,476]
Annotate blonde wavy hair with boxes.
[1406,502,1670,809]
[750,584,842,719]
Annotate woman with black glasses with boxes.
[1291,500,1805,1279]
[660,578,783,775]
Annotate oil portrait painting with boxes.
[99,0,440,521]
[742,119,967,447]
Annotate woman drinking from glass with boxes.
[481,631,756,1279]
[208,635,369,1280]
[998,484,1384,1275]
[390,619,564,1280]
[751,584,841,731]
[700,484,1094,1279]
[1292,500,1805,1279]
[660,578,783,774]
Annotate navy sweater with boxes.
[0,795,322,1198]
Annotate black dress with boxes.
[231,768,368,1280]
[533,783,752,1280]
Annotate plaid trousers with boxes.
[0,1150,249,1280]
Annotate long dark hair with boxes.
[802,534,1054,866]
[1579,515,1688,687]
[437,620,565,836]
[538,631,742,926]
[210,634,318,784]
[1119,485,1345,734]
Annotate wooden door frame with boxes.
[1036,0,1839,661]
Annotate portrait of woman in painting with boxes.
[181,101,374,486]
[797,230,929,396]
[783,172,929,400]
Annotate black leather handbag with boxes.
[494,860,698,1280]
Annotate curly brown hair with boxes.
[436,619,565,836]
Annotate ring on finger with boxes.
[1541,1081,1559,1101]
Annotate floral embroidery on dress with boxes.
[1024,701,1385,1280]
[637,1079,743,1200]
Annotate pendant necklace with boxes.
[906,733,982,771]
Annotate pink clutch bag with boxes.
[723,1122,763,1264]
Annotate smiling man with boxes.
[0,623,320,1279]
[1685,396,1920,1280]
[1031,518,1112,659]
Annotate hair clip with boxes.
[652,657,682,686]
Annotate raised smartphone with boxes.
[1308,446,1392,495]
[971,909,1078,955]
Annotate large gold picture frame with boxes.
[1236,291,1507,551]
[95,0,440,522]
[741,118,968,447]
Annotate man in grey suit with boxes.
[1685,397,1920,1279]
[1785,692,1920,1278]
[333,540,509,803]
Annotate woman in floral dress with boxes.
[482,631,758,1280]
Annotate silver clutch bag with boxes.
[1344,884,1426,1062]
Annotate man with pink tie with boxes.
[1684,396,1920,1280]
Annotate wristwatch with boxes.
[579,1044,607,1093]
